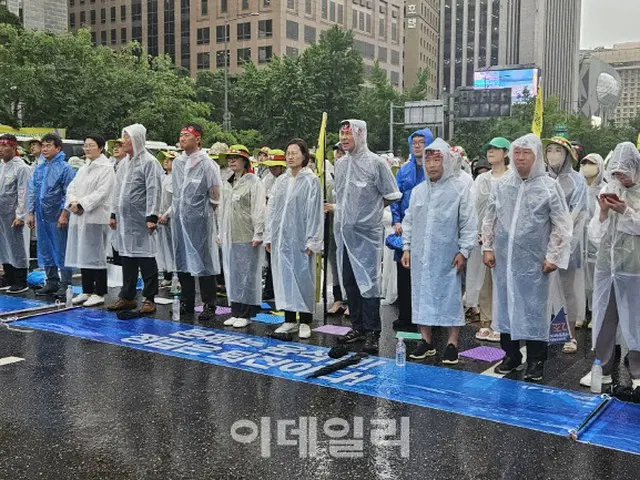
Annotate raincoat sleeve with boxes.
[588,185,609,246]
[163,179,173,218]
[264,177,277,245]
[76,169,115,213]
[27,169,36,214]
[401,189,417,251]
[60,165,76,213]
[481,187,497,252]
[305,177,324,252]
[110,166,123,219]
[251,178,266,242]
[15,165,30,220]
[618,204,640,236]
[390,172,402,225]
[376,158,402,202]
[144,160,163,222]
[546,181,573,269]
[458,185,478,259]
[208,162,222,206]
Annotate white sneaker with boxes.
[83,294,104,307]
[579,371,613,388]
[299,324,311,339]
[633,379,640,390]
[275,322,299,334]
[223,317,237,326]
[233,318,249,328]
[72,293,89,305]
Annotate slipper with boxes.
[562,339,578,354]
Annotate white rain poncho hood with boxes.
[589,141,640,351]
[402,139,477,326]
[265,167,324,313]
[334,120,401,298]
[111,124,163,257]
[64,154,116,268]
[425,138,455,182]
[482,134,573,341]
[0,156,31,268]
[171,149,222,276]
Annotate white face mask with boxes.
[580,163,599,179]
[546,150,566,169]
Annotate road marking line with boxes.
[0,356,24,366]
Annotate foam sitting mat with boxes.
[459,346,506,363]
[251,313,285,324]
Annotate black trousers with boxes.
[284,310,313,325]
[263,251,274,297]
[120,256,158,301]
[231,302,258,320]
[500,333,548,363]
[81,268,107,295]
[396,262,412,324]
[342,251,381,333]
[2,264,27,288]
[178,272,217,308]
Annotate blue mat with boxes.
[252,313,285,325]
[14,309,608,442]
[578,398,640,455]
[0,295,48,313]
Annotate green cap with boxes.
[483,137,511,151]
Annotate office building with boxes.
[4,0,68,32]
[403,0,439,97]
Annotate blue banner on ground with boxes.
[578,398,640,455]
[0,295,48,313]
[13,308,604,441]
[549,307,571,344]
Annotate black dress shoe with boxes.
[35,283,59,296]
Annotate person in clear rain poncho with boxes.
[401,139,477,364]
[0,134,31,294]
[171,124,222,322]
[265,139,323,339]
[579,153,606,319]
[544,137,588,354]
[64,135,115,307]
[27,133,76,298]
[483,134,572,382]
[107,124,163,315]
[219,145,266,328]
[157,151,177,288]
[580,142,640,391]
[334,120,401,354]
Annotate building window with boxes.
[111,29,116,45]
[101,30,107,45]
[391,22,397,42]
[264,0,271,6]
[242,0,249,9]
[337,4,343,23]
[121,28,127,43]
[90,10,96,25]
[352,12,356,29]
[287,0,295,10]
[216,50,230,68]
[237,47,251,65]
[121,5,126,21]
[100,8,106,24]
[354,39,374,59]
[91,31,96,44]
[132,2,142,22]
[365,13,371,33]
[391,50,399,65]
[180,0,190,70]
[197,52,211,70]
[197,27,210,45]
[110,7,116,22]
[321,0,327,19]
[148,0,159,56]
[378,46,387,62]
[286,20,298,40]
[329,1,335,21]
[80,11,86,24]
[216,25,230,42]
[69,13,75,29]
[70,0,75,6]
[305,0,312,15]
[237,22,251,41]
[220,0,227,13]
[390,71,399,87]
[258,20,272,38]
[304,25,316,44]
[359,11,364,30]
[202,0,208,15]
[285,46,299,57]
[164,0,175,60]
[258,45,272,64]
[378,18,385,38]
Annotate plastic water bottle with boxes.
[172,296,180,322]
[396,337,406,367]
[65,285,73,308]
[170,273,181,296]
[591,359,603,394]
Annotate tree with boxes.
[0,6,21,29]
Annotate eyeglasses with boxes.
[83,144,98,150]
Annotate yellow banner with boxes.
[0,124,66,138]
[315,112,327,304]
[637,133,640,150]
[531,83,544,137]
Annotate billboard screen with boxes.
[473,68,540,103]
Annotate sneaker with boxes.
[275,322,299,334]
[576,320,585,329]
[233,318,249,328]
[495,357,523,374]
[7,285,29,294]
[0,278,11,291]
[363,331,379,354]
[198,304,216,322]
[338,328,366,344]
[442,343,459,365]
[580,371,613,388]
[107,298,138,311]
[139,300,156,315]
[299,324,311,339]
[35,283,59,296]
[223,317,237,326]
[72,293,90,305]
[524,361,545,382]
[562,339,578,354]
[409,340,437,360]
[159,279,172,288]
[83,294,104,307]
[392,319,416,331]
[53,285,68,299]
[180,302,195,315]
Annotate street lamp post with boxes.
[223,11,259,132]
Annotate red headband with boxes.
[180,127,201,138]
[0,139,17,147]
[340,123,352,133]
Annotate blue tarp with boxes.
[0,295,48,313]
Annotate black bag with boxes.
[107,247,122,266]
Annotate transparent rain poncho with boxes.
[157,170,175,273]
[219,172,266,306]
[28,150,76,267]
[171,150,221,276]
[581,153,606,296]
[64,154,115,269]
[111,124,163,257]
[402,138,477,326]
[589,142,640,351]
[0,156,31,268]
[265,167,323,313]
[482,134,573,341]
[334,120,401,298]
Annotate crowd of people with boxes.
[0,118,638,388]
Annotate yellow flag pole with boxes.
[531,80,544,137]
[315,113,328,322]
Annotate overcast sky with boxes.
[581,0,640,49]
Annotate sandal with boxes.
[562,339,578,354]
[476,328,501,342]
